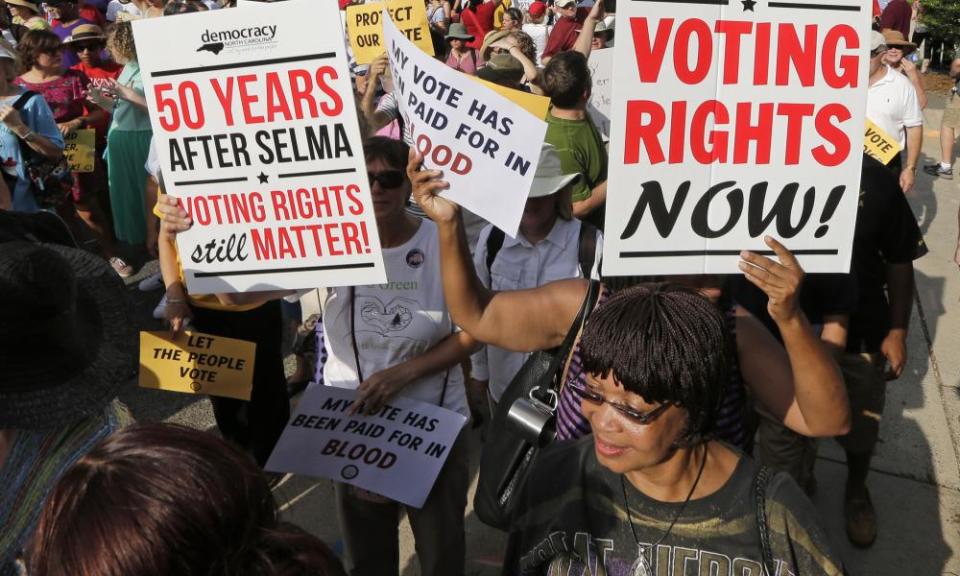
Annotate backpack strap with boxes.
[12,90,36,112]
[576,221,597,278]
[485,227,506,274]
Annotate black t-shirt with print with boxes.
[504,436,843,576]
[847,155,927,353]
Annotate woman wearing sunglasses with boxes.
[156,136,479,576]
[504,284,843,574]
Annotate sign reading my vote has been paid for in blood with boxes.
[266,385,467,508]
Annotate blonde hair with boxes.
[106,21,137,64]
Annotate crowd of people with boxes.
[0,0,950,575]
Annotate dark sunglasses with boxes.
[71,43,102,52]
[570,383,672,425]
[368,170,405,189]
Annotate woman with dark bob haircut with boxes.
[28,423,346,576]
[503,284,844,574]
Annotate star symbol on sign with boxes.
[257,172,269,184]
[741,0,756,10]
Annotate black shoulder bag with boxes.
[474,279,601,530]
[12,91,73,209]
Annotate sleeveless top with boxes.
[555,295,748,449]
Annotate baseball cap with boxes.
[528,1,546,18]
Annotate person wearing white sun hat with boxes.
[468,143,603,413]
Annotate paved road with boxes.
[120,95,960,575]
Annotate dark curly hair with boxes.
[30,423,346,576]
[579,283,728,446]
[17,29,61,72]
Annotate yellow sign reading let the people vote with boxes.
[347,0,433,65]
[139,331,256,400]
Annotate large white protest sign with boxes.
[382,10,546,237]
[603,0,870,275]
[266,385,467,508]
[587,48,613,140]
[133,1,386,293]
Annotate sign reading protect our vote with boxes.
[139,331,256,400]
[266,385,466,508]
[383,10,546,237]
[132,0,385,294]
[603,0,871,275]
[863,119,900,165]
[347,0,433,65]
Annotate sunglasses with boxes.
[570,383,672,425]
[71,43,102,52]
[368,170,405,189]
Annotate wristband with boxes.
[166,297,186,304]
[17,130,34,141]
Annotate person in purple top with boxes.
[45,0,92,68]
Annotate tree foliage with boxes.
[921,0,960,53]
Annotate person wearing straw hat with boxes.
[468,144,602,412]
[866,29,922,194]
[5,0,49,31]
[443,22,477,75]
[881,28,926,109]
[0,230,136,576]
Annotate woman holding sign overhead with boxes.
[407,150,851,448]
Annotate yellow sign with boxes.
[64,128,95,173]
[472,76,550,120]
[347,0,433,65]
[139,331,256,400]
[864,120,901,165]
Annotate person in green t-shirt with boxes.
[542,50,607,230]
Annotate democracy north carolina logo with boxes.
[196,24,278,55]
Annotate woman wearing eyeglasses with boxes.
[503,284,844,575]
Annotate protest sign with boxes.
[266,385,467,508]
[863,119,900,165]
[139,330,256,400]
[132,0,385,293]
[473,76,550,119]
[63,128,95,173]
[383,10,546,236]
[586,48,613,139]
[602,0,871,275]
[347,0,433,65]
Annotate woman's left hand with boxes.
[349,363,416,416]
[739,235,805,324]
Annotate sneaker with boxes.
[109,256,134,278]
[152,294,167,320]
[845,487,877,548]
[922,163,953,179]
[138,272,164,292]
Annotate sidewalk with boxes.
[121,97,960,576]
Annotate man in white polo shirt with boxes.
[867,30,923,194]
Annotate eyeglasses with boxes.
[570,383,672,425]
[368,170,405,189]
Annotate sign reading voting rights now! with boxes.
[603,0,871,275]
[132,0,385,293]
[267,385,467,508]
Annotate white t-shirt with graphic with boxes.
[321,219,467,417]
